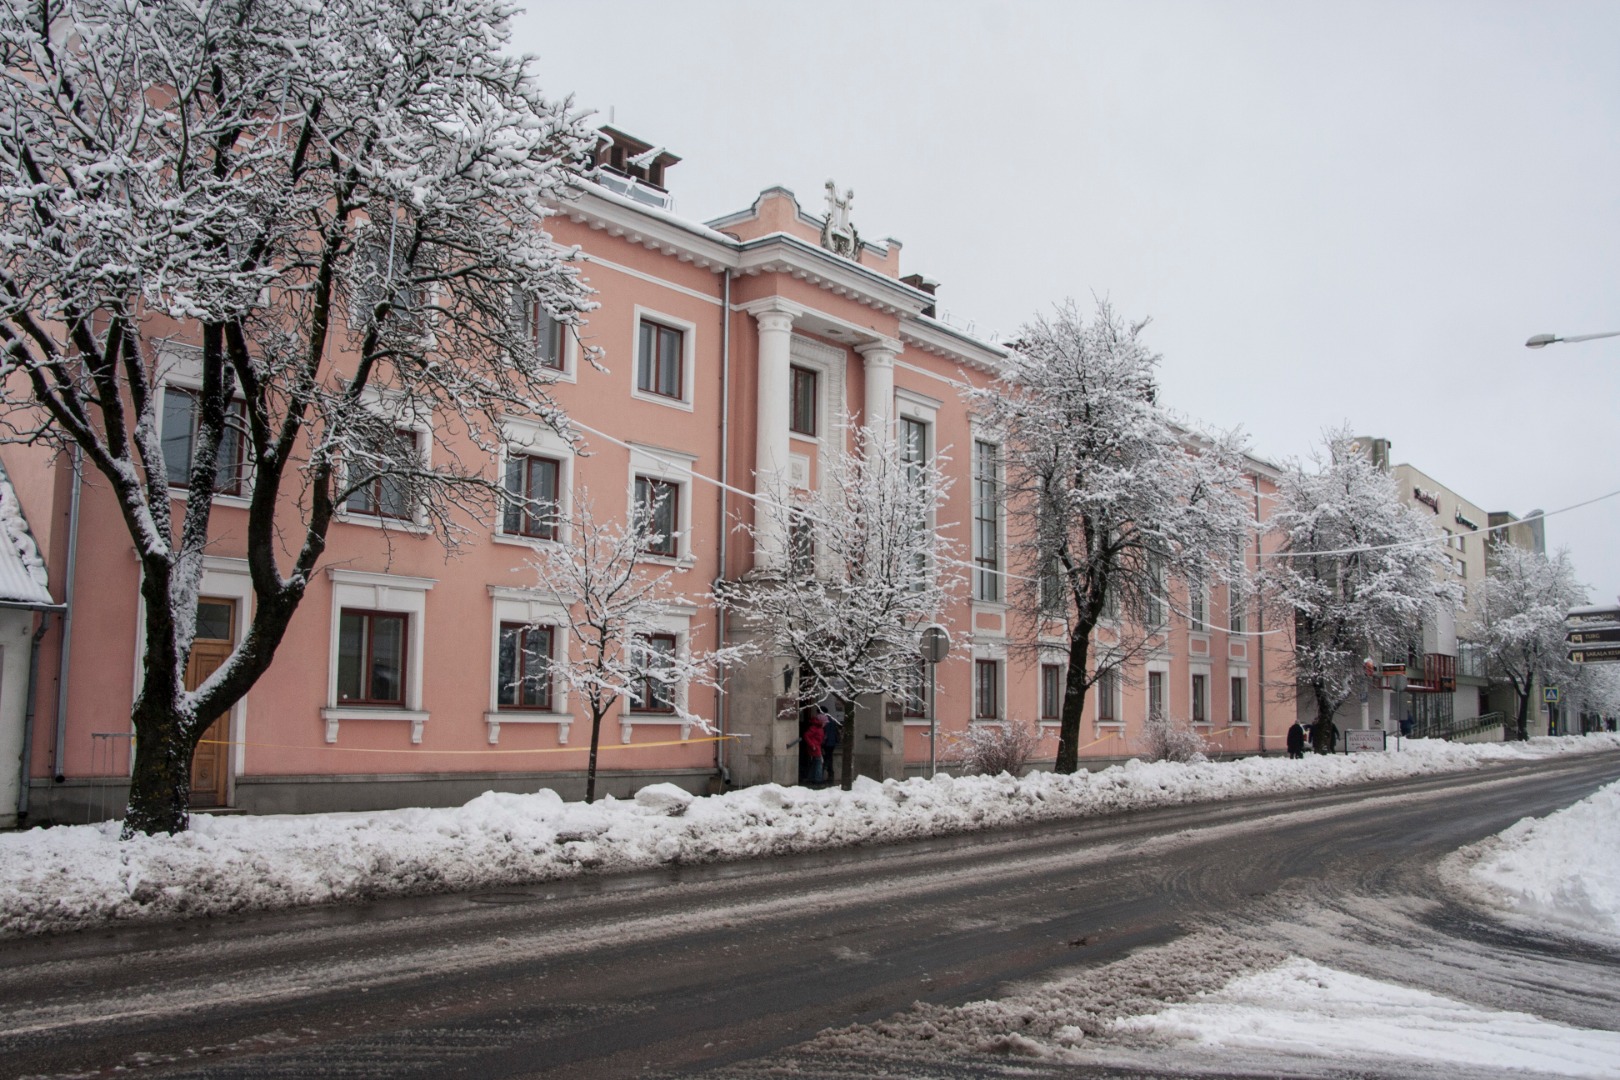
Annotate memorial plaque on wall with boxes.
[775,696,798,722]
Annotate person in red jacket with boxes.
[804,713,827,785]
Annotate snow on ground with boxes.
[2,733,1617,937]
[1457,778,1620,939]
[1111,956,1620,1078]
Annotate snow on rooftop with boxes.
[1,733,1616,938]
[0,461,51,606]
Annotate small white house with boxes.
[0,461,54,828]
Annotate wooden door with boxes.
[187,599,236,808]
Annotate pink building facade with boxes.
[6,128,1296,824]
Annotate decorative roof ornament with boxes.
[820,180,862,259]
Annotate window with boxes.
[634,475,679,557]
[1146,553,1167,627]
[1097,667,1118,722]
[1189,585,1207,632]
[502,453,560,540]
[1191,673,1208,724]
[637,319,684,399]
[1228,584,1247,635]
[790,365,818,436]
[345,427,420,520]
[1040,555,1066,614]
[1040,663,1063,721]
[521,295,565,370]
[902,656,929,718]
[337,610,407,706]
[1230,676,1247,724]
[634,633,678,713]
[788,508,815,578]
[163,387,246,495]
[496,622,553,710]
[900,417,929,470]
[1147,670,1166,719]
[974,659,1000,720]
[973,440,1001,602]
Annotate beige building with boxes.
[1389,461,1494,738]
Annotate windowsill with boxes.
[971,598,1009,611]
[169,488,251,508]
[789,430,819,445]
[902,717,932,726]
[336,511,431,535]
[484,709,572,745]
[637,552,696,570]
[323,706,424,720]
[627,711,681,719]
[492,532,566,551]
[321,706,429,745]
[630,387,694,412]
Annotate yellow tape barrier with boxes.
[195,734,743,756]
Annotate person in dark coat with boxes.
[1286,721,1306,759]
[819,712,841,787]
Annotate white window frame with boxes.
[630,305,697,411]
[1188,581,1209,634]
[1229,672,1249,726]
[1093,663,1123,729]
[516,291,577,383]
[971,434,1005,606]
[322,569,435,743]
[485,586,574,744]
[628,442,697,566]
[1145,660,1170,723]
[334,389,432,532]
[496,417,574,548]
[153,341,254,507]
[621,603,700,742]
[1189,664,1212,727]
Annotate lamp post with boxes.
[1525,330,1620,348]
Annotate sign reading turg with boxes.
[1567,606,1620,664]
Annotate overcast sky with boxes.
[512,0,1620,606]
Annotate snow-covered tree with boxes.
[0,0,594,834]
[1263,430,1460,753]
[969,300,1254,774]
[525,492,748,804]
[1468,544,1587,741]
[720,424,959,790]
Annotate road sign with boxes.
[918,624,950,664]
[1567,606,1620,626]
[1568,644,1620,664]
[1567,627,1620,646]
[1345,730,1385,753]
[1542,687,1560,704]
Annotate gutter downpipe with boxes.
[714,269,733,788]
[1253,474,1266,755]
[16,610,54,823]
[53,447,82,784]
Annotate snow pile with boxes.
[1464,778,1620,937]
[2,733,1617,937]
[816,932,1620,1077]
[1111,956,1620,1077]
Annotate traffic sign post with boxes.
[919,625,950,778]
[1565,606,1620,664]
[1567,605,1620,626]
[1569,644,1620,665]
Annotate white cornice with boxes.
[898,317,1007,374]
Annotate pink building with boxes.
[6,127,1295,824]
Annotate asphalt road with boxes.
[2,751,1618,1080]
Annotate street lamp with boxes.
[1525,330,1620,348]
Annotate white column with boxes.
[752,303,797,572]
[856,340,898,438]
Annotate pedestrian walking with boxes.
[1286,721,1305,759]
[804,713,827,785]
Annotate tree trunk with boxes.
[1515,687,1531,742]
[121,698,200,837]
[1312,689,1338,755]
[1055,624,1094,774]
[840,695,855,792]
[585,707,605,804]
